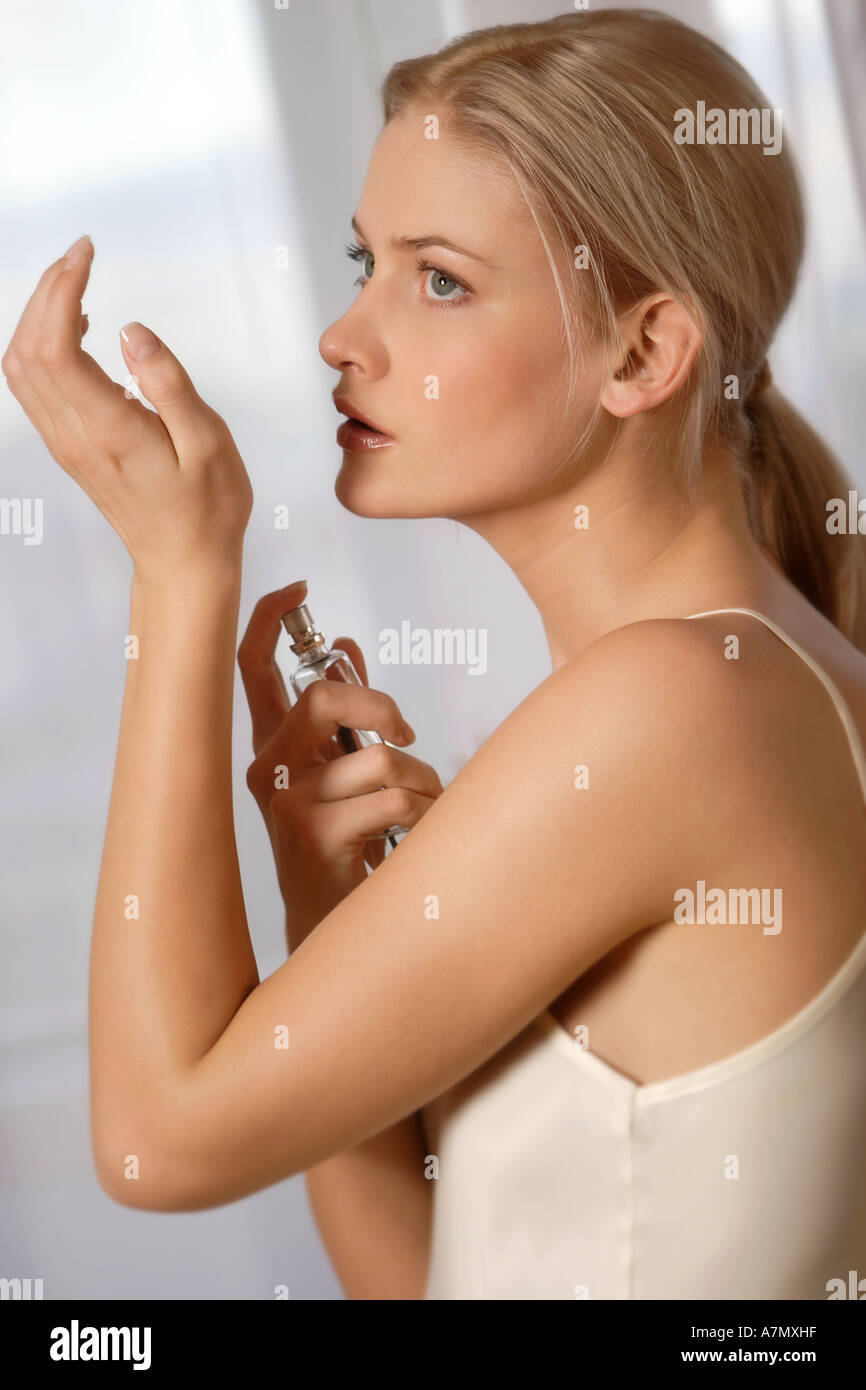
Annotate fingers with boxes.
[279,676,414,769]
[14,239,112,424]
[292,740,443,803]
[3,237,151,471]
[2,241,88,442]
[296,786,436,857]
[118,320,216,458]
[247,713,432,813]
[6,235,228,471]
[268,760,440,861]
[12,240,84,347]
[40,238,96,361]
[238,580,308,755]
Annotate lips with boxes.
[333,394,393,438]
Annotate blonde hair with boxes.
[382,7,866,649]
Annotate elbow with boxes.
[93,1114,200,1214]
[95,1168,188,1213]
[94,1144,186,1213]
[91,1075,268,1213]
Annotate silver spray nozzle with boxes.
[281,603,324,654]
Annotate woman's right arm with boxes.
[281,890,434,1300]
[304,1110,432,1300]
[238,584,442,1299]
[290,888,433,1300]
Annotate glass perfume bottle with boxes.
[280,601,409,851]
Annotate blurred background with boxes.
[1,0,864,1299]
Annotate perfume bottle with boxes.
[280,602,409,850]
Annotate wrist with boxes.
[132,555,243,607]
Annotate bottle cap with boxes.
[281,602,324,654]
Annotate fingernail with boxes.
[399,723,415,742]
[120,322,160,360]
[64,235,92,265]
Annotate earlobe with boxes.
[600,359,652,419]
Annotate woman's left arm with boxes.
[89,565,261,1168]
[2,239,262,1179]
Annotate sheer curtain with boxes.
[0,0,862,1300]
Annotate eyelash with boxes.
[344,240,471,307]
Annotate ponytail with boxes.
[742,385,866,653]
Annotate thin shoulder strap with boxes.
[684,607,866,806]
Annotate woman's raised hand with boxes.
[239,581,445,946]
[1,236,253,586]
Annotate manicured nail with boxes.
[120,322,160,361]
[64,235,92,265]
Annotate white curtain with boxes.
[1,0,862,1299]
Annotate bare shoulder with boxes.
[498,612,824,862]
[447,614,763,909]
[514,614,758,768]
[541,607,866,851]
[538,608,852,766]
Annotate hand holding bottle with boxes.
[239,581,444,949]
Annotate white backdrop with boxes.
[1,0,863,1299]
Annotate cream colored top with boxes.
[421,609,866,1300]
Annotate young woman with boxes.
[5,9,865,1300]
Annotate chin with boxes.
[333,459,408,517]
[334,461,452,520]
[332,451,507,520]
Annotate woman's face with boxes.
[319,107,602,520]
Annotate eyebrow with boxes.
[351,215,494,266]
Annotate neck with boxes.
[457,434,789,672]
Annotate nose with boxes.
[318,295,388,379]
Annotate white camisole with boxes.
[420,609,866,1300]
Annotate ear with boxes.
[601,293,702,419]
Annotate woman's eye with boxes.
[343,241,470,306]
[344,241,374,286]
[418,262,469,304]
